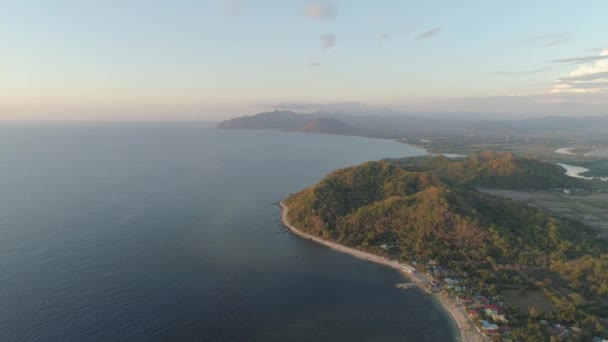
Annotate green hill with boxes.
[391,151,594,190]
[284,153,608,338]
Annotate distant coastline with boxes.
[279,201,487,342]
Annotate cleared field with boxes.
[478,189,608,239]
[502,290,554,313]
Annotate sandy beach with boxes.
[279,201,487,342]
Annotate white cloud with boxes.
[305,0,335,20]
[520,34,571,47]
[552,48,608,94]
[553,55,608,64]
[320,33,336,52]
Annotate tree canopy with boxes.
[285,152,608,339]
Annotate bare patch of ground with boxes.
[502,290,554,313]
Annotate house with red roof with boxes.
[467,308,480,319]
[484,304,505,316]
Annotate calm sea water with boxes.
[0,123,457,341]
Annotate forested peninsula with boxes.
[284,151,608,340]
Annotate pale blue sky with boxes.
[1,0,608,120]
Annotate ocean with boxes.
[0,123,456,341]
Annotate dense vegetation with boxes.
[285,152,608,339]
[571,159,608,178]
[391,151,595,190]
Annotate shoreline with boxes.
[279,200,487,342]
[557,162,608,181]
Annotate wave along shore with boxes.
[279,201,487,342]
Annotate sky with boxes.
[1,0,608,121]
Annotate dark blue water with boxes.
[0,123,457,341]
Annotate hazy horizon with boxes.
[2,1,607,121]
[3,109,608,124]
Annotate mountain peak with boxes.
[218,111,356,135]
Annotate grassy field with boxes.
[478,189,608,239]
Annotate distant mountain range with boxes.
[218,110,608,138]
[217,110,358,135]
[218,110,310,130]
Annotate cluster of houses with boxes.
[424,261,469,294]
[461,296,510,337]
[420,260,512,338]
[541,321,582,339]
[539,320,605,340]
[405,258,605,339]
[424,260,449,276]
[452,283,589,339]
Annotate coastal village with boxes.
[282,202,608,341]
[281,195,608,341]
[392,256,604,341]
